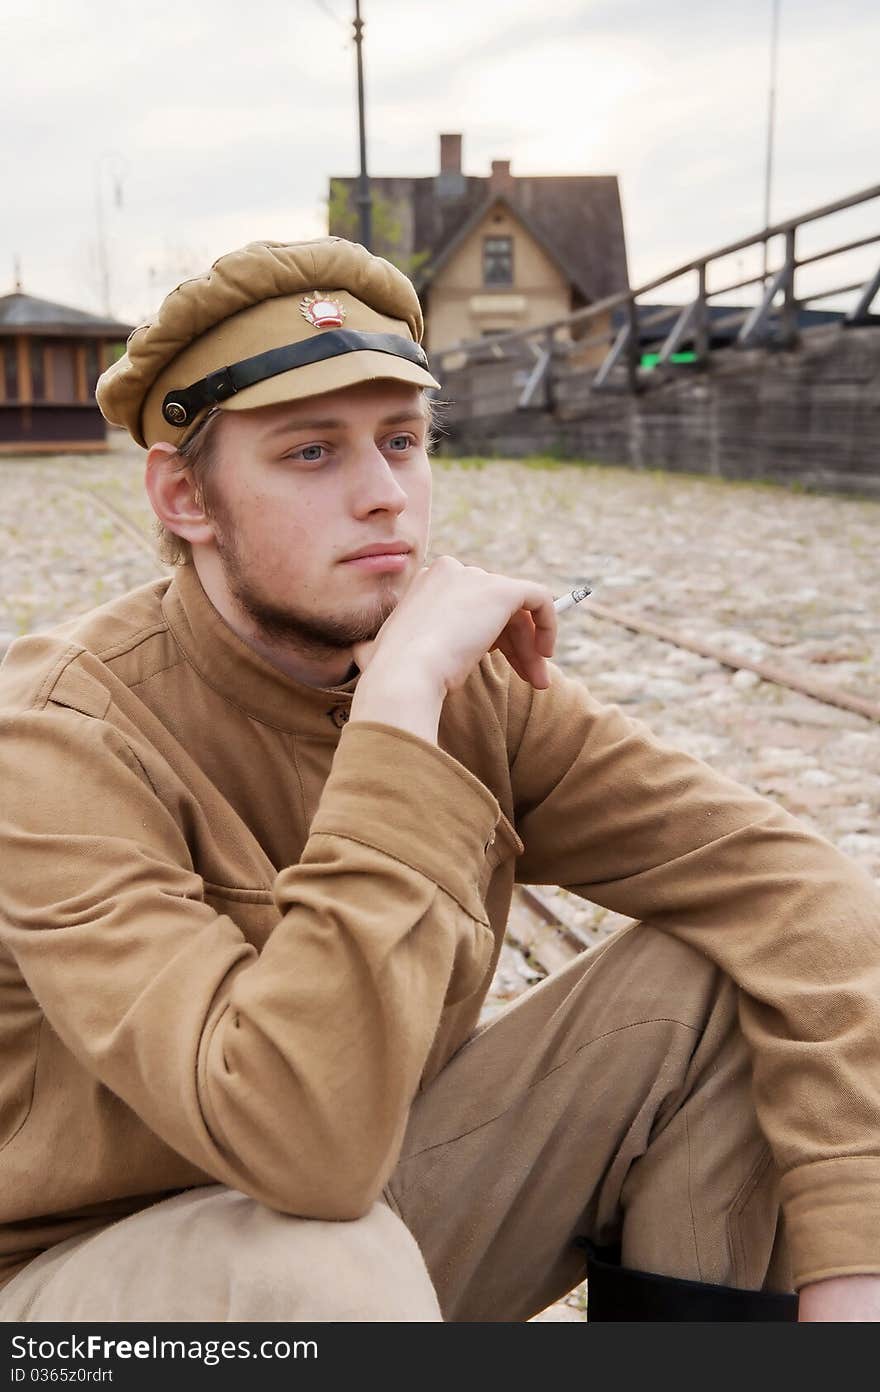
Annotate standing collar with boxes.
[162,562,358,736]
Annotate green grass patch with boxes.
[433,455,490,470]
[519,454,575,472]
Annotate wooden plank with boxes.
[845,264,880,323]
[506,896,578,978]
[626,298,641,393]
[738,265,787,346]
[695,264,709,363]
[0,439,109,455]
[657,298,698,365]
[16,336,32,404]
[75,344,88,403]
[518,339,550,409]
[592,322,629,389]
[781,228,798,345]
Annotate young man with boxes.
[0,237,878,1322]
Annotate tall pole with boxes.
[95,166,111,315]
[94,152,126,316]
[353,0,371,249]
[762,0,781,280]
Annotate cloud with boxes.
[2,0,877,318]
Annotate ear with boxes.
[144,441,216,547]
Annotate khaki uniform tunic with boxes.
[0,562,879,1293]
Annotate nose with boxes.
[349,443,409,519]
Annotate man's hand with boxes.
[349,557,558,744]
[799,1274,880,1321]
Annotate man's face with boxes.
[198,378,433,660]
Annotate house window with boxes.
[483,236,513,287]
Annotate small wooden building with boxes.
[0,290,132,453]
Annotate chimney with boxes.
[490,159,513,194]
[436,133,465,199]
[439,133,462,174]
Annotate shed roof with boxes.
[0,291,132,337]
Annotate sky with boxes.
[2,0,878,326]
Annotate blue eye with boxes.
[387,434,413,451]
[296,444,324,462]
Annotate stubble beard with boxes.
[214,526,402,660]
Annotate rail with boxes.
[433,182,880,411]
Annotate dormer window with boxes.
[483,236,513,287]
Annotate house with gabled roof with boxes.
[329,133,629,354]
[0,287,132,454]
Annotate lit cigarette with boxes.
[553,585,592,614]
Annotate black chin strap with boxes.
[162,330,430,428]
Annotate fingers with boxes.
[521,584,558,658]
[428,559,557,657]
[497,583,557,686]
[493,632,531,686]
[495,612,552,689]
[506,611,543,686]
[445,564,556,688]
[371,557,557,694]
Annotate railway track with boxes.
[507,885,620,979]
[3,463,163,562]
[56,481,164,565]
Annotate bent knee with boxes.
[224,1194,443,1321]
[596,920,733,1028]
[3,1188,443,1322]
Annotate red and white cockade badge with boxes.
[299,292,347,329]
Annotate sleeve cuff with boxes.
[781,1157,880,1287]
[306,721,501,919]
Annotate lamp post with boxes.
[762,0,781,281]
[353,0,371,249]
[94,151,127,316]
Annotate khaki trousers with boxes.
[0,922,791,1322]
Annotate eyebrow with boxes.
[263,409,427,438]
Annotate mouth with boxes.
[339,542,413,573]
[341,543,412,561]
[340,550,411,574]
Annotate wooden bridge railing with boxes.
[432,182,880,414]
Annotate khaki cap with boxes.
[96,237,441,448]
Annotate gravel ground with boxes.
[2,431,878,1321]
